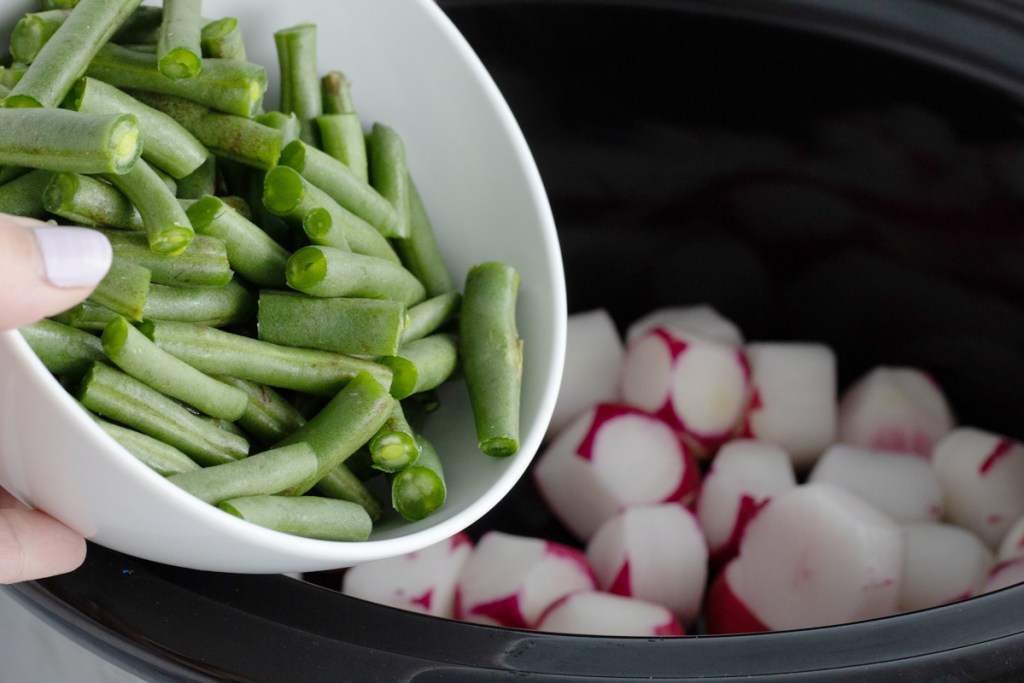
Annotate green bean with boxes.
[3,0,141,109]
[0,168,52,217]
[274,24,321,145]
[200,17,246,61]
[169,443,317,505]
[254,110,300,148]
[147,320,393,396]
[67,78,209,179]
[460,261,522,457]
[390,433,446,521]
[369,401,420,473]
[87,43,266,118]
[9,10,68,65]
[214,376,307,447]
[218,494,372,541]
[397,176,458,297]
[78,361,248,466]
[366,122,410,239]
[174,155,216,199]
[276,371,395,495]
[102,316,249,421]
[157,0,203,80]
[19,318,104,378]
[112,6,165,45]
[100,230,231,287]
[40,0,80,9]
[257,290,407,357]
[0,109,140,175]
[286,245,426,305]
[95,416,201,476]
[103,159,194,255]
[313,463,383,521]
[51,300,118,331]
[89,258,150,322]
[379,333,459,400]
[318,71,367,181]
[0,64,27,90]
[186,195,289,287]
[43,172,142,230]
[403,291,461,344]
[147,281,255,326]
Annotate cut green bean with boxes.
[101,230,231,287]
[218,494,372,541]
[19,318,104,378]
[214,376,307,447]
[78,361,248,466]
[313,463,383,521]
[174,155,216,199]
[0,168,52,217]
[200,17,246,61]
[460,261,523,457]
[51,300,119,331]
[286,245,426,305]
[0,109,140,175]
[366,122,410,239]
[404,291,461,344]
[103,159,194,255]
[9,10,69,65]
[0,64,27,90]
[169,443,317,505]
[112,5,165,45]
[397,176,458,297]
[369,401,420,473]
[89,258,150,322]
[146,281,255,327]
[102,316,249,421]
[95,417,201,476]
[157,0,203,80]
[254,110,300,148]
[379,333,459,400]
[186,195,289,287]
[274,24,321,145]
[87,43,266,118]
[257,290,407,357]
[147,320,393,396]
[390,433,446,521]
[40,0,80,9]
[67,78,208,179]
[43,172,143,230]
[318,71,367,181]
[3,0,141,109]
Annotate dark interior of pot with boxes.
[10,1,1024,681]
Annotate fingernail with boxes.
[32,227,113,288]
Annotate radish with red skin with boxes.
[808,444,943,524]
[453,531,597,628]
[837,366,955,458]
[706,483,904,633]
[982,556,1024,594]
[547,308,624,439]
[898,522,993,613]
[931,427,1024,548]
[996,514,1024,562]
[341,532,473,618]
[619,326,751,457]
[741,342,837,470]
[696,439,796,564]
[585,503,708,625]
[533,403,700,542]
[625,304,743,346]
[535,590,684,637]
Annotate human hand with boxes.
[0,213,112,583]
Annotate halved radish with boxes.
[982,557,1024,594]
[899,522,993,613]
[931,427,1024,548]
[808,444,943,524]
[533,403,700,542]
[625,304,743,346]
[696,439,797,565]
[619,327,751,457]
[453,531,597,629]
[837,366,955,458]
[585,503,708,626]
[535,590,684,637]
[705,483,904,633]
[341,532,473,618]
[741,342,837,470]
[996,514,1024,562]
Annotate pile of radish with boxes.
[336,305,1024,636]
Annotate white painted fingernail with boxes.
[32,227,113,288]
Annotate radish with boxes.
[837,366,955,458]
[534,590,684,637]
[982,557,1024,594]
[547,308,625,439]
[619,326,751,457]
[705,483,904,633]
[996,514,1024,562]
[341,532,473,618]
[696,439,797,565]
[898,522,993,613]
[931,427,1024,548]
[808,444,943,524]
[741,342,837,470]
[625,304,743,346]
[585,503,708,626]
[453,531,596,628]
[533,403,700,542]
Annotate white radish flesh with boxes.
[341,532,473,618]
[696,439,797,564]
[535,590,684,637]
[808,444,943,524]
[982,557,1024,594]
[625,304,744,346]
[547,308,625,439]
[931,427,1024,549]
[997,514,1024,562]
[453,531,596,628]
[899,523,993,613]
[585,503,708,626]
[533,403,700,542]
[741,342,837,470]
[837,366,955,458]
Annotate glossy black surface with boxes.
[9,1,1024,680]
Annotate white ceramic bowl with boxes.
[0,0,565,573]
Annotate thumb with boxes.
[0,215,112,331]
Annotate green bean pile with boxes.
[7,0,524,541]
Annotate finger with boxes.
[0,488,28,510]
[0,508,86,584]
[0,215,112,331]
